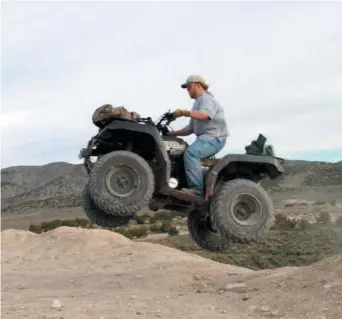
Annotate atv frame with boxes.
[79,111,285,251]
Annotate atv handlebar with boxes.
[154,111,176,135]
[137,111,176,135]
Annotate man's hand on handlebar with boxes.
[172,109,190,118]
[166,130,176,136]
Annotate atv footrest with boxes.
[160,188,205,206]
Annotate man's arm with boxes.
[168,124,193,136]
[189,110,210,121]
[190,95,218,121]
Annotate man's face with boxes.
[186,82,199,99]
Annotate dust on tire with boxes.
[83,183,131,228]
[188,209,231,252]
[88,150,155,217]
[210,178,274,243]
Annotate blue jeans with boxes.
[183,135,226,195]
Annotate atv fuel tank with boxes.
[162,136,188,156]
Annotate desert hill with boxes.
[1,162,88,214]
[2,159,342,215]
[2,226,342,319]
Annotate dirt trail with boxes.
[2,227,342,319]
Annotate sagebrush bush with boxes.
[115,226,148,239]
[129,226,148,238]
[149,223,162,233]
[316,211,331,224]
[29,224,42,234]
[149,215,158,224]
[115,227,133,239]
[136,214,150,225]
[161,221,172,233]
[295,219,311,231]
[314,201,326,206]
[149,211,173,224]
[168,226,179,236]
[75,218,91,228]
[271,214,296,231]
[29,218,93,233]
[41,219,63,231]
[335,216,342,227]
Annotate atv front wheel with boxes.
[210,178,274,243]
[88,150,155,217]
[83,184,131,228]
[188,209,231,252]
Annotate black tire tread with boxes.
[210,178,274,243]
[89,151,155,217]
[83,184,131,228]
[187,209,231,253]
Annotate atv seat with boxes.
[94,116,137,129]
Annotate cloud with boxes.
[1,1,342,168]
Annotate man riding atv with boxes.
[167,74,229,197]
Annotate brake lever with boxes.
[164,111,175,122]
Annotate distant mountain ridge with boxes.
[1,159,342,215]
[1,162,88,214]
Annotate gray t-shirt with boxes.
[187,92,229,139]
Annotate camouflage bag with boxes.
[92,104,141,124]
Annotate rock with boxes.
[323,281,342,289]
[51,299,63,311]
[259,306,270,312]
[225,282,248,293]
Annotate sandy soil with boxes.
[2,226,342,319]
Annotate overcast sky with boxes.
[1,1,342,168]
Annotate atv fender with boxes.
[205,154,285,198]
[98,120,171,190]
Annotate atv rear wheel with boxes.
[88,150,155,217]
[83,184,131,228]
[210,178,274,243]
[188,209,231,252]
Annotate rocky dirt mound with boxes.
[276,199,342,223]
[2,227,341,318]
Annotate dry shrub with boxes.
[316,211,332,224]
[149,211,173,224]
[168,226,179,236]
[271,213,296,231]
[29,218,93,233]
[161,221,172,233]
[28,224,42,234]
[128,226,148,238]
[149,223,162,233]
[295,219,311,231]
[313,201,326,206]
[114,226,148,239]
[330,200,337,206]
[335,216,342,227]
[136,214,150,225]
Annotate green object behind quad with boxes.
[79,109,285,252]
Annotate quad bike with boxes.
[78,110,285,252]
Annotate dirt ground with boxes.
[2,226,342,319]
